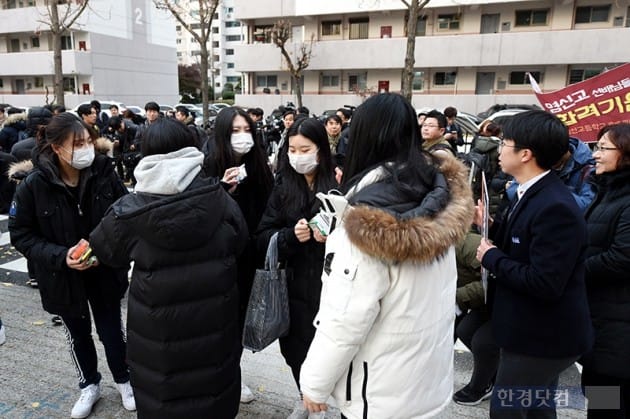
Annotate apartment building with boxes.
[0,0,178,109]
[233,0,630,115]
[175,0,245,97]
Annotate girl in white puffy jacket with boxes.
[299,93,473,419]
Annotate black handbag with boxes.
[242,232,290,352]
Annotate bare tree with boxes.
[400,0,431,102]
[37,0,90,107]
[154,0,220,126]
[271,19,314,109]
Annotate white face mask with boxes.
[231,132,254,155]
[288,151,319,174]
[62,145,95,170]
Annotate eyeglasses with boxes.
[593,144,617,152]
[498,140,518,150]
[421,124,440,128]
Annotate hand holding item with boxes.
[312,227,327,243]
[476,237,496,262]
[294,218,311,242]
[67,239,99,271]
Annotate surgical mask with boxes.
[63,145,95,170]
[288,151,319,174]
[231,132,254,155]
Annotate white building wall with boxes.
[232,0,630,116]
[0,0,178,108]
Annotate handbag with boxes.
[242,232,291,352]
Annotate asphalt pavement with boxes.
[0,215,586,418]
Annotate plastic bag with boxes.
[242,232,290,352]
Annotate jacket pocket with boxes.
[322,260,357,313]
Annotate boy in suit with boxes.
[475,110,593,418]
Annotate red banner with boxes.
[531,63,630,142]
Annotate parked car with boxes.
[125,105,146,117]
[477,104,541,120]
[211,102,231,111]
[483,108,530,128]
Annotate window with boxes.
[437,14,460,30]
[225,48,234,55]
[434,71,457,85]
[227,62,235,69]
[412,71,424,90]
[190,37,197,43]
[253,25,274,43]
[575,5,611,23]
[226,76,240,83]
[348,73,367,91]
[569,68,602,83]
[191,23,201,30]
[34,77,43,88]
[212,27,219,34]
[226,35,242,42]
[191,50,201,56]
[509,71,542,85]
[176,39,182,44]
[61,35,72,50]
[416,16,428,36]
[322,20,341,36]
[212,41,219,47]
[225,21,241,28]
[227,7,233,13]
[176,25,181,32]
[515,9,549,26]
[62,77,75,92]
[176,52,182,57]
[31,37,40,48]
[349,18,369,39]
[256,75,277,87]
[322,74,340,87]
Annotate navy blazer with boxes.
[483,172,593,358]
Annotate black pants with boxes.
[581,367,630,419]
[60,283,129,389]
[490,349,578,419]
[456,309,499,392]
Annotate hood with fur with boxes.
[1,112,27,128]
[343,156,473,263]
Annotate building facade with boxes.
[0,0,179,109]
[175,0,245,98]
[233,0,630,115]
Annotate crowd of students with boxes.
[0,94,628,419]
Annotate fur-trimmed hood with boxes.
[342,156,473,263]
[1,112,27,128]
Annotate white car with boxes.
[125,105,146,117]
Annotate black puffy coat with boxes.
[9,152,129,317]
[0,113,27,152]
[582,169,630,379]
[255,178,326,380]
[90,176,248,419]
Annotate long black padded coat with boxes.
[255,177,326,385]
[90,176,248,419]
[582,169,630,379]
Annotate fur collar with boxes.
[344,156,473,263]
[1,112,27,128]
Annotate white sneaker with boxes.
[287,400,309,419]
[0,325,5,346]
[71,384,101,419]
[240,382,255,403]
[116,381,136,411]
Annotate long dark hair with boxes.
[212,106,273,193]
[342,93,436,191]
[278,117,337,213]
